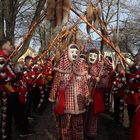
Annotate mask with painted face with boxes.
[88,52,98,64]
[68,44,79,62]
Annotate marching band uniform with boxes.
[130,51,140,140]
[40,59,53,108]
[131,99,140,140]
[14,62,34,136]
[32,61,52,112]
[126,63,140,126]
[31,63,44,112]
[49,44,89,140]
[104,57,114,111]
[0,49,16,139]
[22,62,36,117]
[111,64,126,126]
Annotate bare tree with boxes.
[0,0,4,39]
[13,0,47,61]
[118,0,140,57]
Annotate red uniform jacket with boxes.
[126,65,140,105]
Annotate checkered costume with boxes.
[85,59,107,138]
[49,50,89,140]
[49,53,89,114]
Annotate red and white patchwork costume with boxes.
[85,49,107,138]
[49,44,89,140]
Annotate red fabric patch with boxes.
[54,90,65,115]
[131,108,140,140]
[93,88,105,114]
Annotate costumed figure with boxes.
[41,58,53,106]
[131,99,140,140]
[13,61,34,137]
[0,38,17,139]
[126,51,140,127]
[31,61,45,112]
[22,56,36,118]
[111,63,126,126]
[49,44,89,140]
[103,56,114,111]
[32,58,52,112]
[85,48,107,138]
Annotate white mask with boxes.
[88,52,98,64]
[68,45,79,62]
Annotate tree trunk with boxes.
[2,0,17,44]
[100,26,105,54]
[0,0,5,39]
[13,0,46,61]
[38,25,47,54]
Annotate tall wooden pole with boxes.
[71,7,130,66]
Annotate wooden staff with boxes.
[36,20,81,63]
[70,8,130,66]
[77,27,116,67]
[32,25,76,84]
[9,11,47,60]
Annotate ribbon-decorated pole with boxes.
[9,11,47,60]
[70,8,130,66]
[36,22,81,63]
[20,19,81,75]
[32,40,68,85]
[77,27,97,49]
[96,15,126,68]
[32,24,78,84]
[77,27,120,69]
[33,30,75,109]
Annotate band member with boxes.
[15,61,35,137]
[85,49,107,138]
[126,51,140,127]
[104,56,114,111]
[130,50,140,140]
[22,56,36,118]
[111,63,126,126]
[39,58,53,109]
[0,38,16,139]
[49,44,89,140]
[32,58,53,113]
[131,100,140,140]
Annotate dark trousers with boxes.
[127,104,137,127]
[18,103,29,133]
[5,93,21,137]
[0,93,29,139]
[1,93,21,138]
[26,87,40,117]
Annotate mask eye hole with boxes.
[76,51,78,55]
[71,51,74,54]
[89,54,92,57]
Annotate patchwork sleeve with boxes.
[48,72,60,102]
[82,75,89,97]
